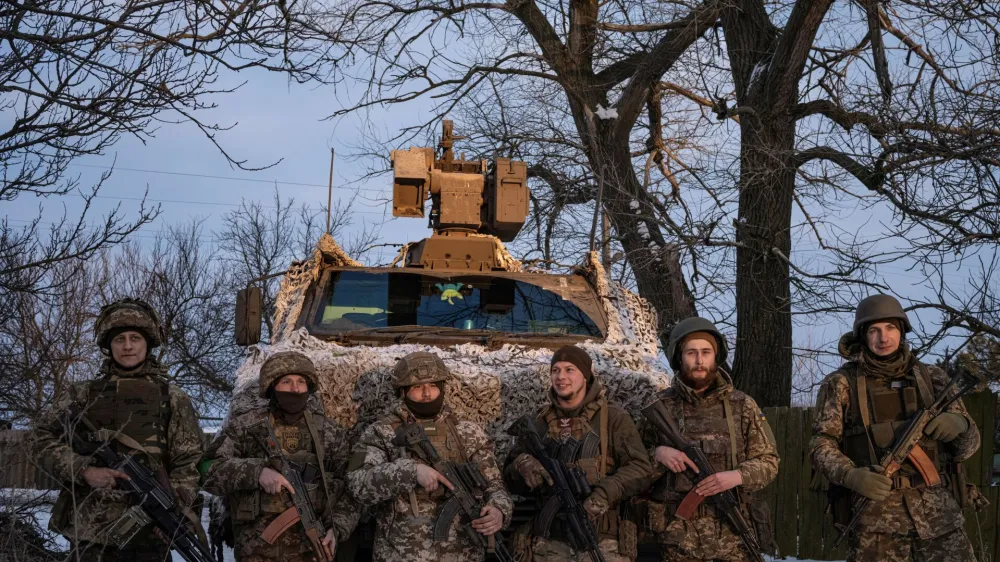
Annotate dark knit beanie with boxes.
[551,345,594,382]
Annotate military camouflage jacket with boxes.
[638,370,779,559]
[504,378,653,542]
[32,358,203,545]
[347,402,513,562]
[808,360,980,538]
[204,403,359,559]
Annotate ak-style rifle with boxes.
[641,401,765,562]
[391,423,514,562]
[507,415,607,562]
[59,405,213,562]
[251,419,332,562]
[833,367,986,546]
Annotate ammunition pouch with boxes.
[618,504,638,562]
[513,521,534,562]
[101,505,153,547]
[748,498,775,556]
[231,490,260,523]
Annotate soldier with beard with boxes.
[504,345,652,562]
[808,295,979,562]
[204,351,358,562]
[639,317,779,562]
[346,351,512,562]
[34,298,205,562]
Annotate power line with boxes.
[69,163,391,196]
[90,194,390,215]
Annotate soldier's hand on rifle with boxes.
[654,446,698,474]
[471,505,504,536]
[321,528,337,559]
[514,453,553,489]
[82,467,130,489]
[415,464,454,493]
[258,467,295,495]
[842,466,892,502]
[582,489,609,519]
[694,470,742,497]
[924,412,969,442]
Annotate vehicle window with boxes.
[311,271,601,336]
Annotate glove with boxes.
[514,453,553,489]
[842,467,892,502]
[924,412,969,442]
[582,488,609,519]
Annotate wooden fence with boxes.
[2,394,997,560]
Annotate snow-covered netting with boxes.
[228,238,670,460]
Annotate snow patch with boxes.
[595,104,618,120]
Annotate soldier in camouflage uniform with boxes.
[204,351,358,562]
[808,294,980,562]
[639,317,779,562]
[504,345,652,562]
[346,351,512,562]
[33,298,205,562]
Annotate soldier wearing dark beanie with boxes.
[550,344,594,382]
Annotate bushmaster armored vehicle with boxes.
[224,121,672,559]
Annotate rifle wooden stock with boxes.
[675,489,708,520]
[907,444,941,487]
[261,507,300,544]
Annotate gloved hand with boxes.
[843,467,892,502]
[582,488,609,519]
[514,453,553,489]
[924,412,969,442]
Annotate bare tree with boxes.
[260,0,1000,406]
[0,0,335,311]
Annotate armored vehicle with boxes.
[222,121,672,560]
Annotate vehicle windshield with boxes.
[309,270,602,337]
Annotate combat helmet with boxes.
[853,294,912,335]
[666,317,728,371]
[392,351,451,390]
[94,298,163,350]
[258,351,318,397]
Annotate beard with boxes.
[680,364,718,390]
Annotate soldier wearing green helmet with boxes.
[639,317,779,561]
[204,350,359,562]
[346,351,512,562]
[808,294,980,561]
[33,298,205,562]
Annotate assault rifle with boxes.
[833,367,986,546]
[59,405,213,562]
[251,419,333,562]
[391,423,514,562]
[507,415,607,562]
[641,401,765,562]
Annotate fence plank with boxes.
[963,391,992,487]
[798,407,824,560]
[775,407,800,558]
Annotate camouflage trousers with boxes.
[658,544,753,562]
[847,526,976,562]
[72,540,171,562]
[532,537,630,562]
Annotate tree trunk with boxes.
[587,121,697,346]
[731,114,795,407]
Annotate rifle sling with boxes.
[598,401,608,479]
[721,397,738,471]
[854,375,880,465]
[913,365,935,410]
[304,411,333,514]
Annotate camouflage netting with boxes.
[229,237,670,462]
